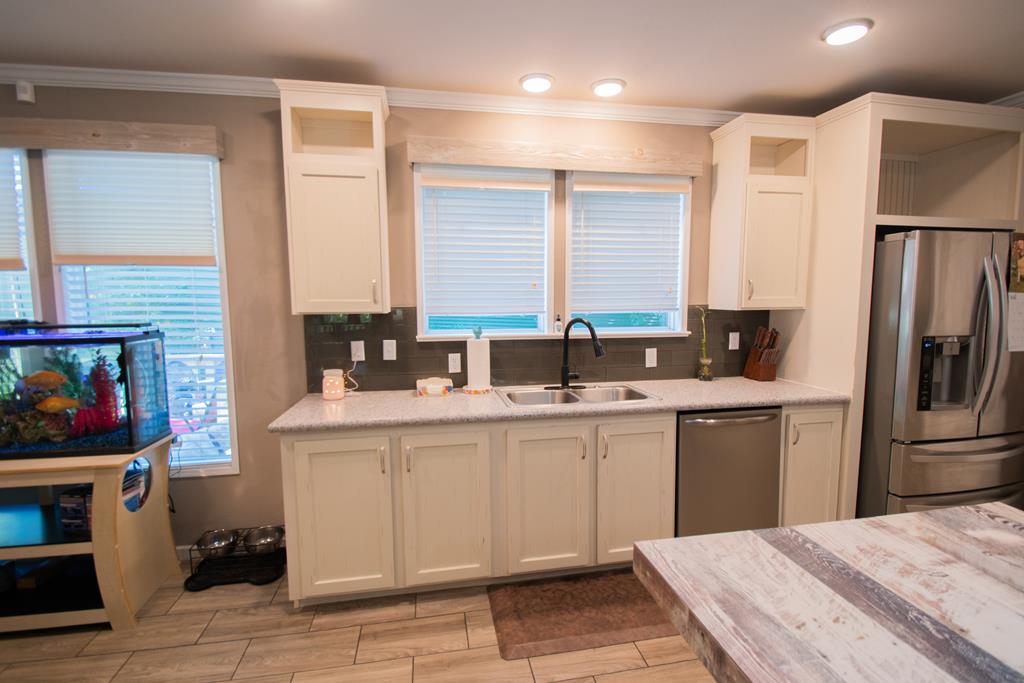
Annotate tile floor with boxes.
[0,568,715,682]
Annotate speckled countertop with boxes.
[268,377,849,434]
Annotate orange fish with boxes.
[24,370,68,389]
[35,396,80,413]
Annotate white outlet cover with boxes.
[350,340,366,362]
[382,339,397,361]
[448,353,462,373]
[728,332,741,351]
[645,348,657,368]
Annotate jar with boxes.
[322,369,346,400]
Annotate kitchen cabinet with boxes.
[291,436,395,596]
[276,80,391,314]
[708,114,815,310]
[596,418,675,563]
[399,432,491,586]
[780,407,844,525]
[507,424,593,573]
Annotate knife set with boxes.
[743,326,781,381]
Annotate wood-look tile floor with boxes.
[0,567,714,682]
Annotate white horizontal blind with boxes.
[49,150,233,469]
[570,173,687,329]
[419,165,551,334]
[44,150,219,266]
[0,149,34,319]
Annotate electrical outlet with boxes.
[448,353,462,373]
[382,339,396,361]
[645,348,657,368]
[728,332,740,351]
[350,340,366,362]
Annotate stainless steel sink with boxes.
[572,385,650,403]
[498,384,654,407]
[502,388,580,405]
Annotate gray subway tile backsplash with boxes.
[304,307,769,392]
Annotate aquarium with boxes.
[0,324,171,459]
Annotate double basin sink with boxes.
[497,384,654,407]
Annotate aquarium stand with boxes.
[0,436,178,632]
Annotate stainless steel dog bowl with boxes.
[243,525,284,554]
[196,529,238,558]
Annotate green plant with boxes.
[45,347,84,399]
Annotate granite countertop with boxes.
[268,377,849,433]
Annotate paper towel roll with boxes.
[466,338,491,391]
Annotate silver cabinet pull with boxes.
[683,415,777,427]
[405,445,412,472]
[793,425,801,445]
[747,279,754,300]
[578,437,586,460]
[602,433,609,459]
[371,279,379,304]
[379,446,386,474]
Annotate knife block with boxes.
[742,348,778,382]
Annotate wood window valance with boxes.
[0,117,224,158]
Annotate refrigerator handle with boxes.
[973,256,1001,416]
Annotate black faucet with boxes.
[557,317,606,388]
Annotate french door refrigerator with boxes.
[858,229,1024,517]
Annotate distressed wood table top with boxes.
[634,503,1024,683]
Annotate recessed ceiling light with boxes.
[592,79,626,97]
[519,73,553,94]
[822,18,874,46]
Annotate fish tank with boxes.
[0,324,171,459]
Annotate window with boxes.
[417,165,553,337]
[414,164,690,338]
[44,150,236,474]
[568,173,689,333]
[0,149,36,320]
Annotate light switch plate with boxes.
[728,332,740,351]
[350,340,366,362]
[645,348,657,368]
[382,339,396,361]
[448,353,462,373]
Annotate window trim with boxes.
[413,163,557,341]
[48,156,239,478]
[564,171,692,337]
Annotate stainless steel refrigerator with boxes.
[858,229,1024,517]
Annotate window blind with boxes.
[0,149,27,271]
[44,150,219,266]
[419,165,551,334]
[570,173,687,328]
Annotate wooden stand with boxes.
[0,437,179,632]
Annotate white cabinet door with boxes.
[400,432,491,586]
[292,436,395,596]
[741,175,812,309]
[596,418,676,564]
[507,424,592,573]
[781,408,844,525]
[286,158,387,314]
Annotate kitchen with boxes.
[0,2,1022,681]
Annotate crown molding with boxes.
[0,63,739,128]
[990,90,1024,108]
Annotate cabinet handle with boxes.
[602,434,609,459]
[379,446,386,474]
[371,279,379,304]
[747,279,754,300]
[578,437,586,460]
[405,445,412,472]
[793,425,801,445]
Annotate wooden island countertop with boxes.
[634,503,1024,683]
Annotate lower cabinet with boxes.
[596,418,676,563]
[506,424,592,573]
[781,407,844,525]
[292,436,395,596]
[399,432,491,586]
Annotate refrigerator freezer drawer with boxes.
[889,433,1024,496]
[886,482,1024,513]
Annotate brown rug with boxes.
[487,568,678,660]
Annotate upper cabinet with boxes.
[708,115,815,310]
[275,80,391,314]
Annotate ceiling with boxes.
[0,0,1022,115]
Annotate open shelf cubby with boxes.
[877,119,1022,222]
[0,503,91,556]
[749,136,809,176]
[0,554,103,618]
[289,106,376,155]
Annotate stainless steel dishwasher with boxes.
[677,408,781,536]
